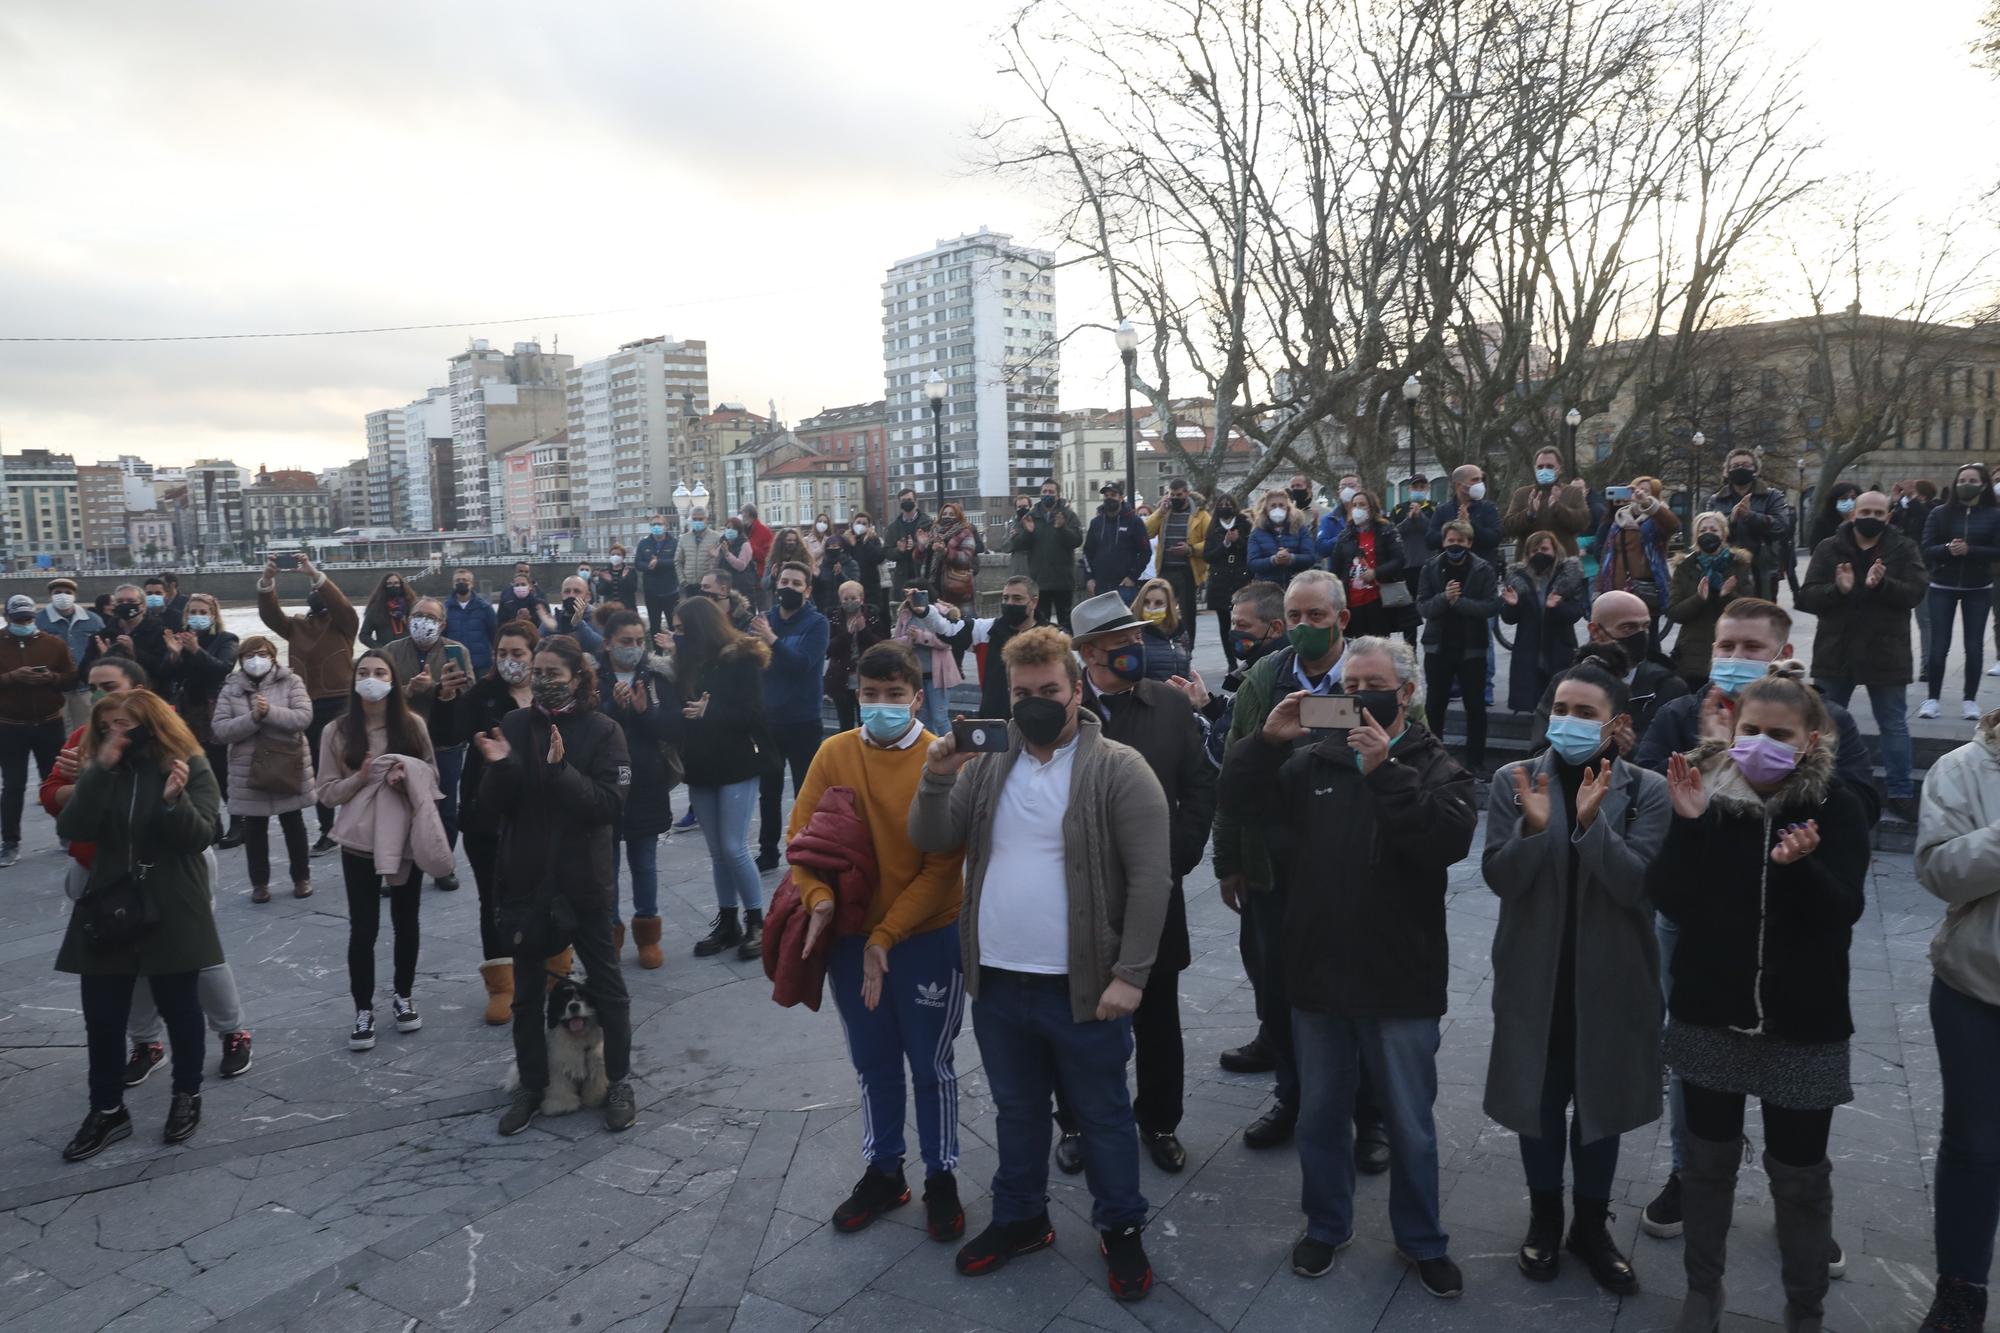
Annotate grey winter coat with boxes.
[1479,752,1671,1143]
[209,665,316,817]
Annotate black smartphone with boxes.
[1298,694,1361,731]
[274,552,301,572]
[952,718,1011,753]
[907,588,930,614]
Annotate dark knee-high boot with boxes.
[1675,1133,1741,1332]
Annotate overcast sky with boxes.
[0,1,1993,474]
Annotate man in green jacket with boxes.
[1211,570,1391,1170]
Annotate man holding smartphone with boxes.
[909,576,1041,721]
[0,594,77,865]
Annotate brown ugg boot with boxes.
[477,960,513,1026]
[544,947,575,991]
[633,916,665,970]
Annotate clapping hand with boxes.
[163,758,190,802]
[54,746,78,781]
[1500,584,1520,607]
[96,727,131,770]
[385,763,406,790]
[681,693,711,720]
[1512,765,1552,833]
[1667,751,1709,819]
[1574,760,1614,829]
[547,725,565,766]
[1445,580,1463,603]
[1697,687,1734,744]
[1167,669,1208,711]
[1609,716,1636,757]
[1865,561,1886,590]
[1771,820,1821,865]
[1545,589,1562,610]
[251,693,270,721]
[1835,562,1855,594]
[473,727,511,763]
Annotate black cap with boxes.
[1099,481,1123,496]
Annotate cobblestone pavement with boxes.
[0,617,1978,1331]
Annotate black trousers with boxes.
[244,810,310,889]
[1055,963,1185,1134]
[646,590,679,638]
[304,697,346,834]
[341,851,420,1011]
[1043,588,1074,632]
[464,831,505,960]
[1424,651,1487,767]
[1162,564,1199,648]
[204,742,230,807]
[510,901,631,1089]
[0,718,63,845]
[83,972,202,1112]
[831,686,859,733]
[1215,609,1238,670]
[757,720,825,858]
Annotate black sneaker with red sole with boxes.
[122,1042,163,1088]
[831,1166,909,1233]
[923,1173,964,1242]
[1100,1222,1154,1301]
[955,1213,1055,1276]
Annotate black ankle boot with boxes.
[737,909,765,960]
[693,908,741,958]
[1517,1188,1563,1282]
[1566,1194,1638,1295]
[216,817,246,850]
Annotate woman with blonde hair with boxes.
[1131,577,1193,681]
[1593,476,1679,611]
[55,689,224,1160]
[1666,512,1753,691]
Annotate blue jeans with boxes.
[1292,1010,1447,1258]
[1933,975,2000,1283]
[613,820,659,922]
[433,743,465,845]
[1817,679,1914,797]
[827,924,964,1176]
[917,671,952,736]
[689,778,762,912]
[973,968,1148,1230]
[1927,586,1993,701]
[1658,913,1687,1171]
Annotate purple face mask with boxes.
[1728,733,1800,786]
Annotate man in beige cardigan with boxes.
[908,625,1170,1304]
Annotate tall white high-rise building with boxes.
[363,408,406,529]
[447,340,570,534]
[564,336,709,553]
[400,387,449,530]
[882,228,1060,513]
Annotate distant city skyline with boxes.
[1,0,1994,474]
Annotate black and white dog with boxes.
[502,977,608,1115]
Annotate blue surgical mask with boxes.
[145,594,164,610]
[860,703,913,743]
[6,622,33,638]
[1535,467,1558,486]
[1707,656,1768,699]
[1835,497,1856,515]
[650,524,665,537]
[186,614,212,632]
[690,521,705,534]
[1545,715,1608,765]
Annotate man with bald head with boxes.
[1528,588,1690,756]
[1797,488,1928,817]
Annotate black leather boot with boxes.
[1517,1188,1563,1281]
[1566,1194,1638,1294]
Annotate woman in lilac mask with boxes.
[1646,661,1869,1333]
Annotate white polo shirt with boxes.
[977,732,1079,974]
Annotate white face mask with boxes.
[1268,507,1290,526]
[610,554,624,567]
[1338,486,1357,503]
[512,583,530,597]
[1468,482,1487,501]
[242,655,273,678]
[496,658,530,684]
[409,616,441,646]
[815,521,828,533]
[852,522,868,536]
[49,593,73,613]
[1350,507,1370,525]
[354,676,394,703]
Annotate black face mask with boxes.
[997,603,1030,627]
[1289,488,1311,507]
[776,587,805,613]
[1012,694,1070,747]
[1101,501,1120,514]
[1442,546,1470,563]
[124,724,154,755]
[1038,495,1057,508]
[1696,532,1722,554]
[1171,497,1188,511]
[1351,688,1403,729]
[1528,552,1555,574]
[1216,506,1236,521]
[1851,516,1887,541]
[453,581,472,596]
[900,500,916,513]
[1016,505,1030,518]
[1728,467,1756,487]
[114,602,142,621]
[1958,482,1985,504]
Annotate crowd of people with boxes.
[6,454,1996,1332]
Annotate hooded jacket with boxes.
[478,704,630,911]
[1648,736,1869,1043]
[763,785,881,1011]
[1919,715,2000,1006]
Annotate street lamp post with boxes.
[924,373,948,507]
[1565,407,1583,476]
[1690,430,1705,514]
[1402,375,1422,491]
[1115,319,1140,503]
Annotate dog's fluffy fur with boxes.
[501,978,609,1114]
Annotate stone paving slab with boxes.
[0,623,1976,1330]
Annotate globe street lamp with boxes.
[924,373,948,506]
[1565,407,1583,475]
[1402,374,1422,491]
[1690,430,1706,513]
[1115,319,1140,503]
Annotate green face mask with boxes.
[1287,622,1335,660]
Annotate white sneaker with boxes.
[1920,699,1941,719]
[1989,662,2000,677]
[1965,700,1983,721]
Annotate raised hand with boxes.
[1770,820,1821,865]
[924,730,977,778]
[473,727,511,764]
[1500,584,1520,607]
[1261,690,1310,744]
[1697,686,1734,744]
[1574,760,1614,829]
[54,746,78,781]
[1168,669,1209,711]
[1348,711,1393,774]
[1512,765,1553,832]
[1865,561,1886,590]
[1667,751,1709,819]
[547,724,565,766]
[163,758,190,802]
[1835,562,1855,594]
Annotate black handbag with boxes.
[77,780,161,950]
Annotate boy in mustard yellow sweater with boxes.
[787,641,967,1242]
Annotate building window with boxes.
[1970,417,1979,451]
